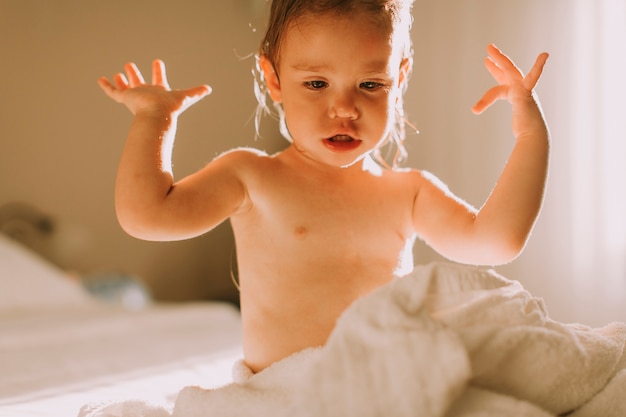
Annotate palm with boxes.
[472,44,549,115]
[97,59,211,116]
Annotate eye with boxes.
[304,80,328,90]
[359,81,386,91]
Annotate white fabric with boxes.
[0,302,242,417]
[77,262,626,417]
[0,234,92,309]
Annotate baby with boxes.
[98,0,549,373]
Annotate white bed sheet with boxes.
[0,302,242,417]
[0,233,242,416]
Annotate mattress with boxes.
[0,234,242,417]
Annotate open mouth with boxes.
[328,135,355,143]
[323,135,362,151]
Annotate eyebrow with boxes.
[290,63,329,72]
[290,60,390,74]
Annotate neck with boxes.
[280,145,384,178]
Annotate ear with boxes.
[398,57,411,87]
[259,55,282,103]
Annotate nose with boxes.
[328,89,359,120]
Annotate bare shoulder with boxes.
[214,146,271,164]
[207,146,280,197]
[208,146,276,177]
[382,167,463,213]
[386,166,439,190]
[390,167,451,192]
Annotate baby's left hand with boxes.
[472,44,549,115]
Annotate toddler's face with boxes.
[269,12,406,168]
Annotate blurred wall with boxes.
[1,1,623,325]
[407,1,625,326]
[0,0,281,303]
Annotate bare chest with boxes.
[233,166,417,277]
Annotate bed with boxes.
[2,233,625,417]
[0,233,243,417]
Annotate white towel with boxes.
[568,369,626,417]
[78,399,171,417]
[421,263,626,414]
[79,262,626,417]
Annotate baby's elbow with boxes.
[484,232,528,266]
[118,218,147,240]
[451,230,528,266]
[116,210,147,240]
[115,204,162,241]
[438,233,525,266]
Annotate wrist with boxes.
[133,106,178,118]
[132,109,179,130]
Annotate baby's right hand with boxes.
[97,59,211,117]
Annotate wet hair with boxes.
[253,0,415,168]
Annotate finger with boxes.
[113,73,129,90]
[484,57,507,85]
[97,76,113,91]
[487,44,520,75]
[124,62,145,87]
[97,76,126,103]
[176,85,213,113]
[152,59,170,89]
[185,84,213,98]
[523,52,549,91]
[472,85,506,114]
[97,77,116,97]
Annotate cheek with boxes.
[281,99,320,138]
[364,94,398,142]
[371,93,396,125]
[284,93,324,120]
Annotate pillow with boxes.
[0,233,93,309]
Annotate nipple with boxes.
[294,226,308,239]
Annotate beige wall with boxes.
[0,0,281,303]
[1,1,623,325]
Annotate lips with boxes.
[329,135,354,142]
[323,135,362,152]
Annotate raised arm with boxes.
[98,60,246,241]
[413,44,550,265]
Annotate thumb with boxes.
[177,84,213,114]
[472,85,506,114]
[186,84,212,99]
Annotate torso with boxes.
[229,146,419,372]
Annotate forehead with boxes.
[278,12,397,71]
